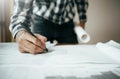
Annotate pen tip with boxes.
[45,48,48,52]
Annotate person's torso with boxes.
[32,0,75,24]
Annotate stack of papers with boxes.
[96,40,120,62]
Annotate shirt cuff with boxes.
[11,24,31,39]
[79,14,87,22]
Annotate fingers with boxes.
[18,40,44,54]
[16,30,46,54]
[34,34,47,43]
[34,34,47,49]
[24,32,45,50]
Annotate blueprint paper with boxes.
[0,43,120,65]
[0,64,119,79]
[96,40,120,62]
[0,43,120,79]
[106,40,120,49]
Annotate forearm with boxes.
[9,0,33,39]
[75,0,89,27]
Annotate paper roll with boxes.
[74,26,90,43]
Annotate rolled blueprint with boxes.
[74,26,90,43]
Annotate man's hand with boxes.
[76,21,86,29]
[16,30,47,54]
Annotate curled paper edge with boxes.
[96,41,120,62]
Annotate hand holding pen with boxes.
[16,30,48,54]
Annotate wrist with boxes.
[15,30,27,42]
[76,21,86,29]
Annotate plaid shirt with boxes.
[9,0,88,38]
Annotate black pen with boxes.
[29,31,48,52]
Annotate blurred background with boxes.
[0,0,120,43]
[0,0,13,42]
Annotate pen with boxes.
[29,31,48,52]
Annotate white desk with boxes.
[0,43,120,79]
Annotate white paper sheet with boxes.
[0,43,120,79]
[106,40,120,49]
[0,43,120,65]
[96,40,120,62]
[0,64,119,79]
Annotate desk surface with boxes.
[0,43,120,79]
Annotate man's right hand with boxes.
[16,30,47,54]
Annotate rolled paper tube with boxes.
[74,26,90,43]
